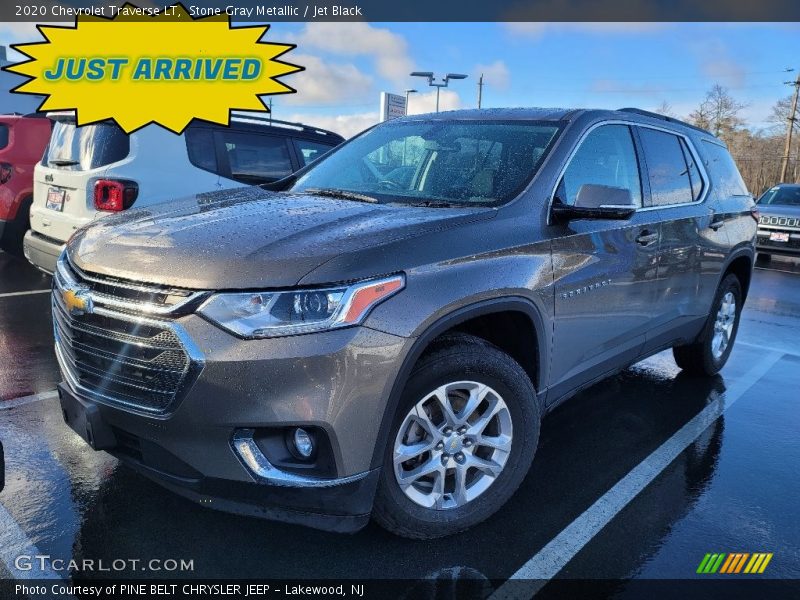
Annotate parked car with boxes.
[754,183,800,260]
[0,113,51,255]
[24,113,344,273]
[53,107,756,539]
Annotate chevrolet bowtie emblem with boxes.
[62,285,93,316]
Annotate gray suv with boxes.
[53,108,757,539]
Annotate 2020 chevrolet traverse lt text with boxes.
[53,108,756,539]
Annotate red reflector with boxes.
[342,277,404,324]
[94,179,138,211]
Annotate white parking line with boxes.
[491,350,784,600]
[0,289,50,298]
[0,503,62,580]
[0,390,58,410]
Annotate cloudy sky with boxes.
[2,21,798,137]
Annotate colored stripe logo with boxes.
[697,553,773,574]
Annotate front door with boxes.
[548,124,662,401]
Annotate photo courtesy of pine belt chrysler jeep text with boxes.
[53,107,757,538]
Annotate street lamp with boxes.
[410,71,468,113]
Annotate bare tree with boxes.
[689,84,747,140]
[654,101,676,118]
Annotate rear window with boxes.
[43,120,130,170]
[295,139,336,166]
[185,127,217,173]
[701,140,749,198]
[0,124,8,150]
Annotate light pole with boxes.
[410,71,468,113]
[404,89,417,116]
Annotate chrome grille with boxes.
[759,215,800,229]
[53,256,204,415]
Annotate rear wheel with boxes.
[1,196,32,256]
[372,334,540,539]
[673,274,742,376]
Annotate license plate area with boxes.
[769,231,790,243]
[46,188,66,212]
[58,384,117,450]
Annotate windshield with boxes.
[42,119,130,170]
[291,120,562,206]
[758,186,800,207]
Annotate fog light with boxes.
[292,428,314,459]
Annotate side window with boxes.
[680,139,704,201]
[218,131,293,184]
[0,125,8,150]
[638,128,694,206]
[701,140,750,198]
[560,125,642,207]
[185,128,217,173]
[294,139,335,166]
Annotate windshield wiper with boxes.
[405,200,460,208]
[304,188,379,204]
[49,159,79,166]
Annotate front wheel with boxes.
[673,274,742,376]
[372,334,540,539]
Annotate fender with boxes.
[368,296,549,470]
[718,244,755,300]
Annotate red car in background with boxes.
[0,114,51,255]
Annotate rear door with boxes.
[634,127,728,353]
[549,123,662,400]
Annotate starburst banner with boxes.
[2,2,303,133]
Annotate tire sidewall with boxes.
[377,343,539,535]
[704,274,742,371]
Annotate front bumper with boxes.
[56,312,411,532]
[23,229,64,273]
[756,227,800,256]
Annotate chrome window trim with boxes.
[546,119,711,225]
[231,429,370,488]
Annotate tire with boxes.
[673,274,742,376]
[372,333,540,539]
[0,196,32,256]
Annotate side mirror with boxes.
[552,184,637,221]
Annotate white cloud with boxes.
[288,23,414,85]
[407,89,462,115]
[505,22,664,39]
[474,60,510,90]
[285,111,378,139]
[283,54,373,106]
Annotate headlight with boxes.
[198,274,405,338]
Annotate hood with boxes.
[758,204,800,218]
[68,187,494,289]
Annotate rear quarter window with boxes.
[218,131,293,184]
[700,140,749,198]
[294,138,337,166]
[0,124,8,150]
[185,127,218,173]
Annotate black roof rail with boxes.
[229,112,341,138]
[617,107,714,136]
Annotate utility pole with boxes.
[477,73,484,109]
[780,71,799,182]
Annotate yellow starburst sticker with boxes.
[3,2,303,133]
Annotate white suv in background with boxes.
[24,112,344,273]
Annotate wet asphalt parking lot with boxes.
[0,250,798,598]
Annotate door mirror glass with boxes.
[553,184,637,220]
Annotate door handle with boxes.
[709,218,725,231]
[636,231,659,246]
